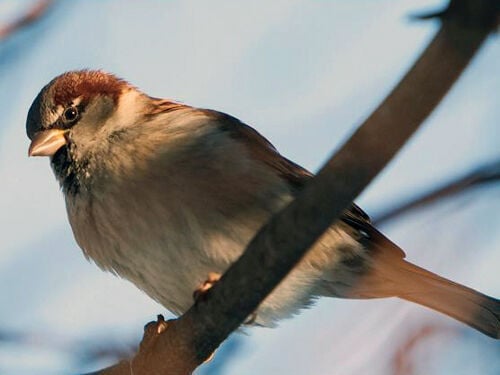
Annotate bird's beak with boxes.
[28,129,68,157]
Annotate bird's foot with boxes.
[144,314,169,336]
[192,272,257,324]
[193,272,221,302]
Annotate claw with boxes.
[156,314,168,334]
[193,272,221,302]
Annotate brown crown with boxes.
[50,70,129,106]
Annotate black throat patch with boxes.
[51,144,89,196]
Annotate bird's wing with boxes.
[203,109,385,242]
[203,110,310,192]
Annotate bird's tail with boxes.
[322,228,500,339]
[390,259,500,338]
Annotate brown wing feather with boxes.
[202,109,374,233]
[215,111,312,192]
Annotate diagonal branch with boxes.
[0,0,54,41]
[392,324,456,375]
[91,1,499,374]
[373,159,500,226]
[0,328,135,368]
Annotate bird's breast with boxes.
[64,145,293,315]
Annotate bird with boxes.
[26,70,500,338]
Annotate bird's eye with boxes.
[63,106,79,123]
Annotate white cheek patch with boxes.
[113,89,142,125]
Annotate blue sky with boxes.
[0,1,499,374]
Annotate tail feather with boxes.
[339,255,500,339]
[322,224,500,338]
[395,261,500,339]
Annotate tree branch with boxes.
[90,1,499,374]
[392,324,455,375]
[373,159,500,226]
[0,0,54,41]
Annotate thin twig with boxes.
[392,325,455,375]
[0,0,54,41]
[0,329,135,367]
[373,159,500,226]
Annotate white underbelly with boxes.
[64,170,350,326]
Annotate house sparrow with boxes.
[26,70,500,338]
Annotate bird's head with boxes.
[26,70,131,158]
[26,70,186,194]
[26,70,152,194]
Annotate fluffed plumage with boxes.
[26,70,500,338]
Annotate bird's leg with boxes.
[193,272,221,302]
[193,272,258,324]
[191,272,222,364]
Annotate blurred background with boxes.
[0,0,499,374]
